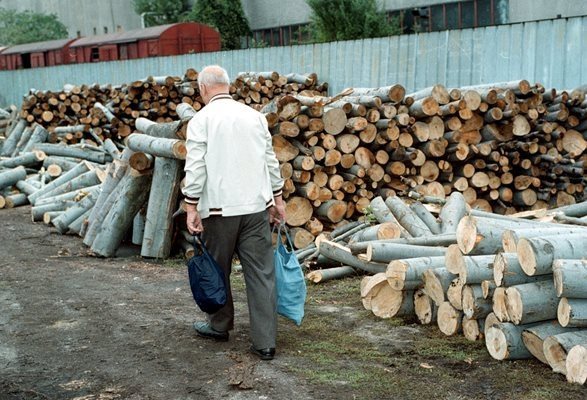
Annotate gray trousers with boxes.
[201,210,277,349]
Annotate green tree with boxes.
[132,0,191,27]
[186,0,251,50]
[0,8,68,45]
[306,0,401,42]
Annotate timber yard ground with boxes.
[0,206,586,400]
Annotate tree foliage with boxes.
[186,0,251,50]
[0,8,68,46]
[306,0,400,42]
[132,0,191,27]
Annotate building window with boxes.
[104,26,108,34]
[76,30,81,38]
[388,0,509,34]
[248,23,310,47]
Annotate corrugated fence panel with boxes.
[1,16,586,106]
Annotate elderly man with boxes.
[182,65,286,361]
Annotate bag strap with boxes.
[276,222,295,251]
[191,234,207,256]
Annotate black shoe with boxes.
[249,346,275,361]
[193,321,229,342]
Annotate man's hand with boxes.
[269,195,286,225]
[186,204,203,234]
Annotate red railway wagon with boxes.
[0,38,76,70]
[0,47,7,70]
[69,22,221,63]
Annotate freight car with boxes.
[0,22,221,70]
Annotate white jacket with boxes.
[182,94,283,218]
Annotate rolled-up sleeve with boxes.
[182,116,207,206]
[261,116,284,196]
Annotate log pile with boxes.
[305,191,587,384]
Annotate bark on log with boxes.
[125,133,186,160]
[506,280,559,325]
[493,252,550,287]
[0,166,27,191]
[553,259,587,298]
[439,192,468,234]
[414,288,438,325]
[486,322,535,360]
[91,169,153,257]
[366,243,446,263]
[457,255,496,285]
[517,234,587,276]
[558,298,587,328]
[385,256,445,290]
[306,266,356,283]
[1,119,26,157]
[83,160,129,246]
[409,201,441,234]
[385,196,433,237]
[422,267,455,306]
[521,321,575,364]
[52,188,99,234]
[0,151,45,169]
[36,169,100,204]
[33,143,110,164]
[319,240,386,274]
[141,157,182,259]
[462,284,493,319]
[544,331,587,375]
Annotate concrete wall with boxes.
[1,16,585,107]
[0,0,142,39]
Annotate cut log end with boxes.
[437,301,462,336]
[485,325,510,360]
[557,297,571,327]
[456,216,479,254]
[566,345,587,384]
[414,289,436,325]
[504,286,523,325]
[543,336,569,374]
[462,317,483,341]
[516,238,538,276]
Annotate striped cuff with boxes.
[273,189,283,197]
[184,196,199,206]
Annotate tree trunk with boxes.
[565,343,587,384]
[437,301,462,336]
[553,259,587,298]
[83,161,129,246]
[285,196,313,227]
[350,222,401,242]
[517,234,587,276]
[439,192,468,234]
[493,252,550,287]
[36,169,100,204]
[457,255,496,285]
[319,240,386,275]
[125,133,186,160]
[0,166,27,190]
[544,331,587,375]
[521,321,575,364]
[366,242,446,263]
[422,267,455,306]
[316,200,347,223]
[306,266,355,283]
[414,289,438,324]
[462,284,493,319]
[33,143,110,164]
[558,298,587,328]
[385,255,443,291]
[409,201,441,234]
[91,169,153,257]
[52,188,99,234]
[385,196,433,237]
[486,322,534,360]
[141,157,182,259]
[506,280,559,325]
[1,119,26,157]
[0,150,45,169]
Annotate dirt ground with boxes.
[1,206,586,400]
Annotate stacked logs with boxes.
[269,81,586,249]
[317,192,587,384]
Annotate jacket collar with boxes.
[209,93,232,103]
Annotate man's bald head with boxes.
[198,65,230,104]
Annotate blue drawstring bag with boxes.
[187,235,227,314]
[274,223,306,326]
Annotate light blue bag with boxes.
[274,223,306,326]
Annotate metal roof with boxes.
[0,46,7,53]
[2,38,75,54]
[70,23,182,47]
